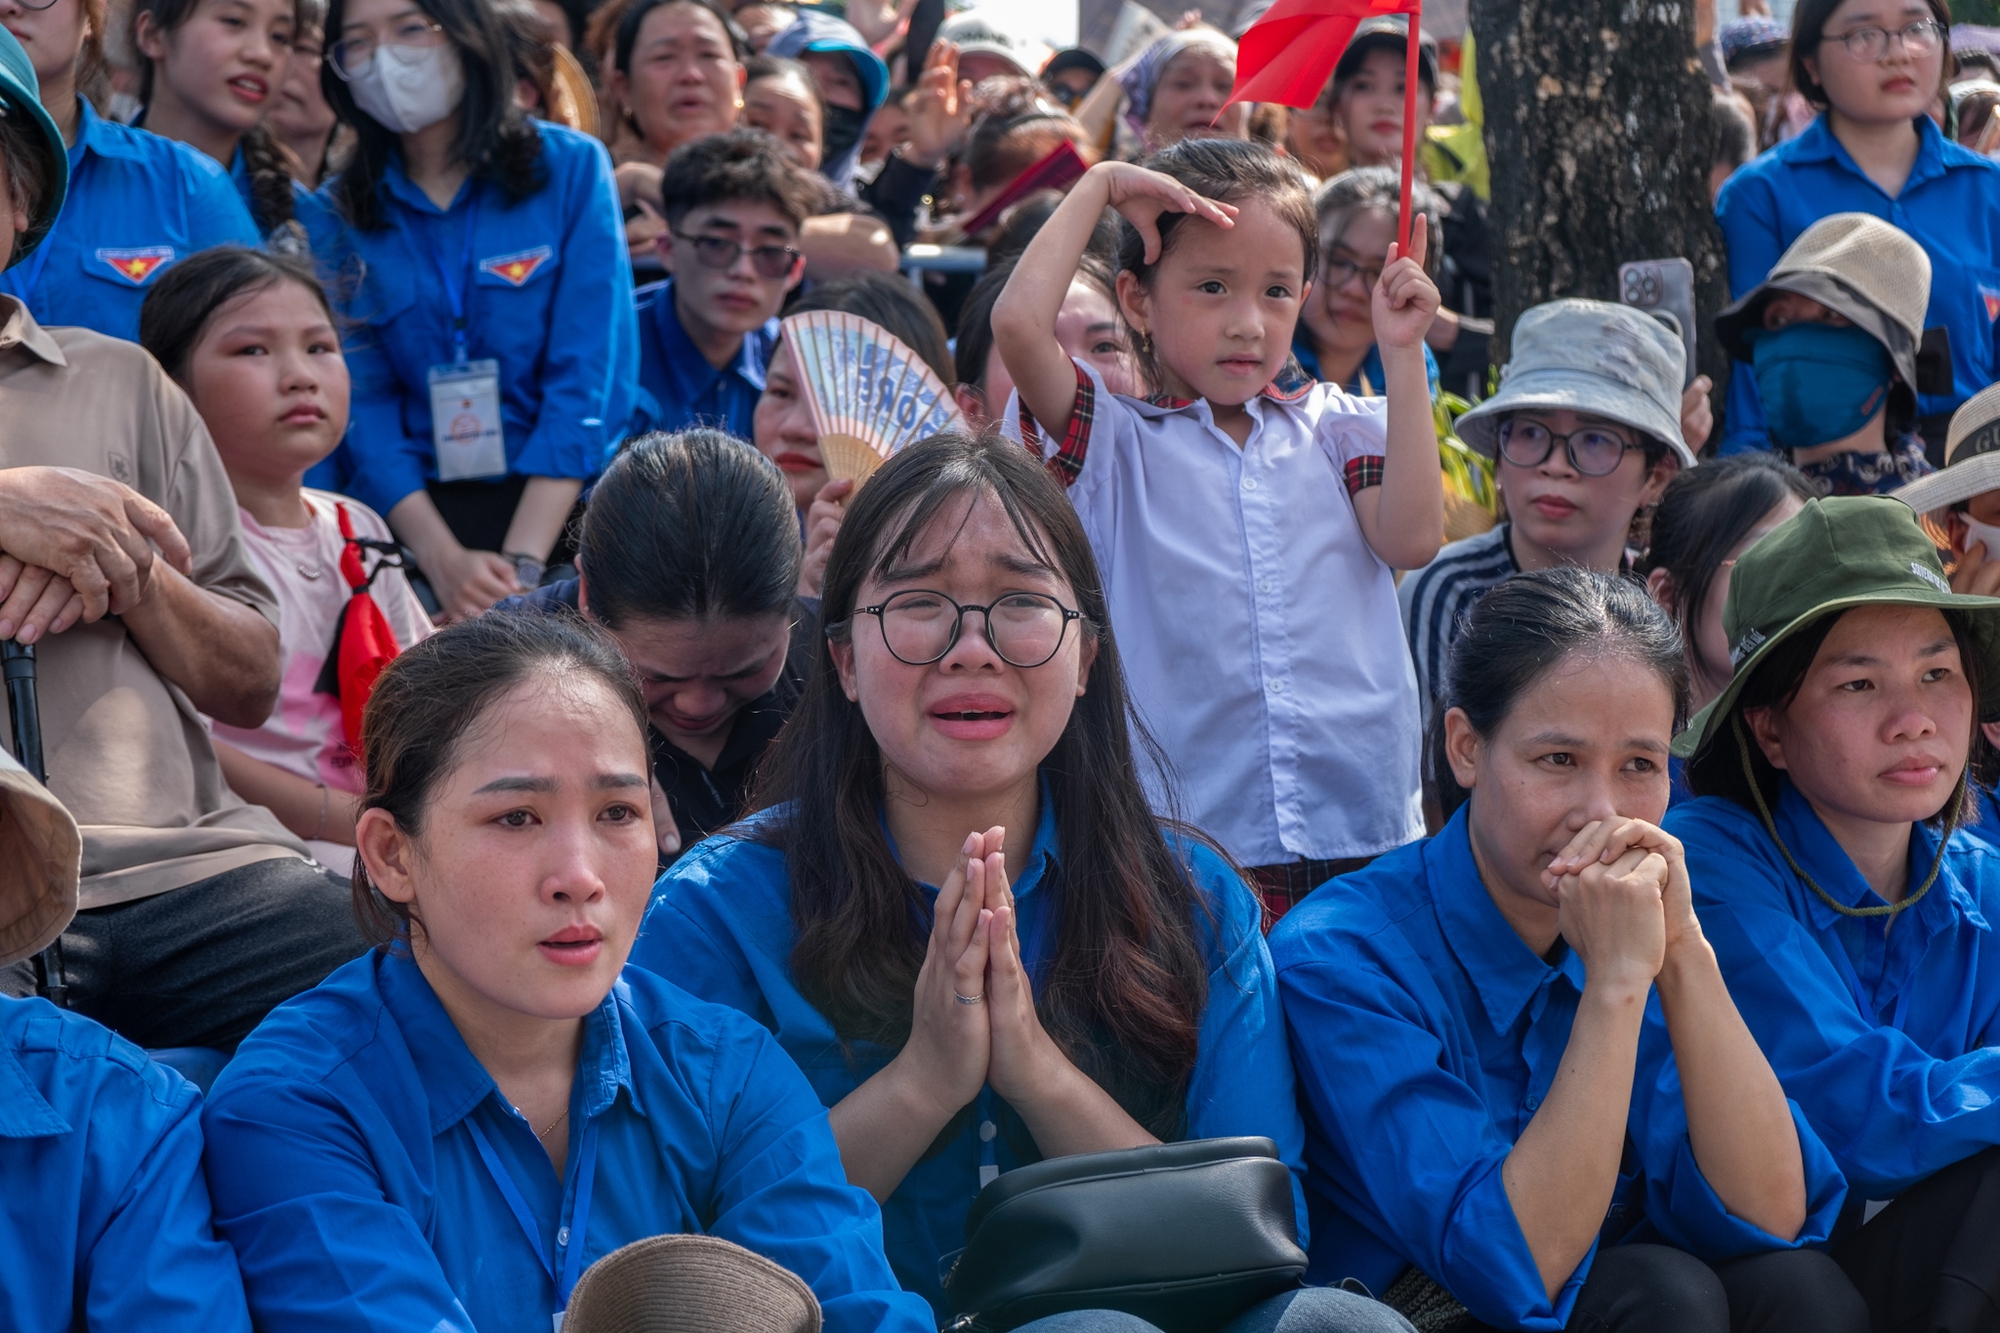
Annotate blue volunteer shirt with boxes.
[0,100,259,341]
[0,995,252,1333]
[1290,329,1441,399]
[1715,114,2000,453]
[1269,807,1846,1332]
[631,276,780,442]
[1669,784,2000,1206]
[633,783,1308,1319]
[297,121,639,516]
[200,950,932,1333]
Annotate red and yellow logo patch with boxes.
[95,247,175,285]
[477,247,554,287]
[1983,285,2000,324]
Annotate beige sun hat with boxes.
[0,745,80,967]
[1715,213,1930,389]
[1891,382,2000,530]
[561,1235,822,1333]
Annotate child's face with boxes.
[660,200,804,339]
[742,70,822,168]
[141,0,298,138]
[1336,47,1433,168]
[1497,408,1675,563]
[186,279,350,486]
[1116,196,1308,407]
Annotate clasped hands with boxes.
[0,467,193,645]
[1542,816,1705,996]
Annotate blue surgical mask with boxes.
[1750,322,1893,450]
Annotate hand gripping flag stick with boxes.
[1225,0,1425,251]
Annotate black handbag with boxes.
[941,1136,1308,1333]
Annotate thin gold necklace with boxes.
[516,1105,569,1140]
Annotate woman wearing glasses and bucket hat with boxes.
[1665,495,2000,1330]
[298,0,638,622]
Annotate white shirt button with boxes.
[1256,578,1273,594]
[1241,476,1259,491]
[1269,680,1286,694]
[979,1120,997,1142]
[557,1226,570,1247]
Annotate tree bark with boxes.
[1471,0,1730,401]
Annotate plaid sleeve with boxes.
[1343,454,1386,496]
[1014,360,1098,489]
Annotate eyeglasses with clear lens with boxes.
[1827,18,1943,61]
[1496,419,1640,477]
[326,18,446,80]
[672,231,803,280]
[9,0,62,12]
[856,590,1083,669]
[1323,257,1384,291]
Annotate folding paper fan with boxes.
[779,310,962,484]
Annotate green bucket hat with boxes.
[0,24,69,271]
[1674,494,2000,761]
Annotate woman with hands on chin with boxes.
[633,432,1412,1333]
[1270,569,1861,1333]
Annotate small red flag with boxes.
[332,505,404,752]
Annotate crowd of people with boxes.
[5,0,2000,1328]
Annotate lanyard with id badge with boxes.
[418,190,508,482]
[467,1109,600,1332]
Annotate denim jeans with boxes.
[1012,1287,1416,1333]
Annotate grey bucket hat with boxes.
[561,1234,822,1333]
[0,745,80,968]
[1454,299,1696,468]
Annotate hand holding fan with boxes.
[779,310,962,484]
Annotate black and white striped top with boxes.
[1398,524,1520,731]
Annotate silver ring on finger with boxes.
[953,991,986,1005]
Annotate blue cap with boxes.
[0,24,67,271]
[1720,16,1789,66]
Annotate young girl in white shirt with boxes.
[992,139,1442,922]
[140,246,431,872]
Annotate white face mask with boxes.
[1963,516,2000,561]
[348,41,465,134]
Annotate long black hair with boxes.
[138,245,336,382]
[1432,569,1687,819]
[1641,453,1814,651]
[579,430,801,630]
[755,431,1210,1140]
[321,0,545,231]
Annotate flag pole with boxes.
[1397,2,1422,254]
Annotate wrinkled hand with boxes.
[428,546,520,623]
[0,558,85,644]
[1370,214,1440,353]
[0,466,192,622]
[1548,816,1698,956]
[900,830,999,1118]
[902,41,971,167]
[649,774,683,859]
[1550,821,1669,995]
[1093,161,1237,265]
[1680,376,1714,454]
[1954,531,2000,597]
[799,478,852,598]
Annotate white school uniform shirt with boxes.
[1008,358,1424,866]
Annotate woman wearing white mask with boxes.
[299,0,639,622]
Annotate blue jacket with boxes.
[0,101,259,340]
[299,122,639,515]
[200,950,931,1333]
[633,788,1307,1319]
[1269,807,1847,1331]
[1715,114,2000,453]
[0,995,252,1333]
[632,276,778,442]
[1670,785,2000,1206]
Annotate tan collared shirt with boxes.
[0,295,309,908]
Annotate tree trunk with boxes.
[1470,0,1731,402]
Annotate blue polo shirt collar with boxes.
[1787,113,1950,195]
[376,950,637,1136]
[379,153,474,217]
[1429,806,1588,1035]
[0,1045,68,1139]
[1772,780,1981,936]
[886,772,1061,902]
[650,278,772,402]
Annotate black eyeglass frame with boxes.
[1495,418,1646,478]
[671,230,804,280]
[849,589,1085,669]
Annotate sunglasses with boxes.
[672,231,802,280]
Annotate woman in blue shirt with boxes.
[633,432,1409,1333]
[201,610,932,1333]
[1714,0,2000,455]
[1666,495,2000,1328]
[303,0,637,621]
[1273,569,1856,1333]
[0,0,259,337]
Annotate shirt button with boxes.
[1268,680,1286,694]
[979,1120,997,1142]
[557,1226,570,1247]
[1525,1096,1540,1112]
[1256,578,1273,594]
[1241,476,1259,491]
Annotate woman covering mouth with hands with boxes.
[199,612,934,1333]
[1273,569,1858,1333]
[634,432,1411,1333]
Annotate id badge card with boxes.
[429,359,507,481]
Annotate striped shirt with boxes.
[1398,524,1520,730]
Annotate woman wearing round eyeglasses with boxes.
[0,0,259,340]
[298,0,638,622]
[1294,168,1443,399]
[630,433,1413,1333]
[1715,0,2000,457]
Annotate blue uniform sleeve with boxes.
[1181,845,1310,1247]
[1713,169,1782,455]
[1279,952,1582,1331]
[203,1074,479,1333]
[1680,816,2000,1200]
[181,151,262,250]
[701,1019,937,1333]
[517,136,638,479]
[1628,1003,1847,1258]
